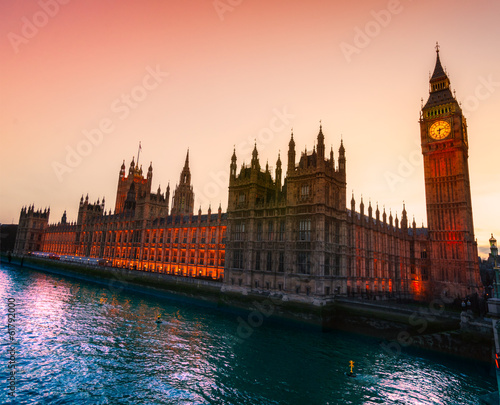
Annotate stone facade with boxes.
[222,48,481,303]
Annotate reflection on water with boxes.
[0,264,495,404]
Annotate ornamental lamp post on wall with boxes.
[485,234,500,400]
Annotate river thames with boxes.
[0,263,495,404]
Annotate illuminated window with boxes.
[208,251,214,266]
[199,251,205,265]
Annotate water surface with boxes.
[0,264,495,404]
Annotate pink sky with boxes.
[1,0,499,257]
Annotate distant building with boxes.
[0,224,18,252]
[480,234,498,297]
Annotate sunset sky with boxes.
[1,0,499,257]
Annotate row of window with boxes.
[233,220,311,242]
[104,247,224,265]
[79,227,227,245]
[232,250,342,275]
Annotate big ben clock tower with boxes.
[420,43,480,297]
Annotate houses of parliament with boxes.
[14,48,481,302]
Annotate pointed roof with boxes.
[423,44,457,109]
[339,139,345,154]
[289,129,295,147]
[317,121,324,140]
[430,43,447,82]
[252,141,258,158]
[184,149,189,169]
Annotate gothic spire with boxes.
[430,42,447,82]
[317,121,325,159]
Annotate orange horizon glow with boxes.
[1,0,499,259]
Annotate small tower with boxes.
[115,147,152,215]
[165,183,171,214]
[119,160,126,178]
[171,150,195,216]
[147,162,153,183]
[287,130,296,174]
[317,123,325,161]
[230,147,237,179]
[338,139,346,174]
[490,234,498,265]
[275,152,282,199]
[251,142,260,171]
[401,202,408,231]
[14,206,50,254]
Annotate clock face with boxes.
[429,120,451,140]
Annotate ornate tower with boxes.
[420,44,479,296]
[171,150,195,216]
[114,156,151,215]
[13,206,50,254]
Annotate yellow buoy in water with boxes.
[346,360,356,377]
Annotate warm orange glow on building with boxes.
[15,152,226,282]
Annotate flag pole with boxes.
[137,141,142,167]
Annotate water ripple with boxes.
[0,264,495,404]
